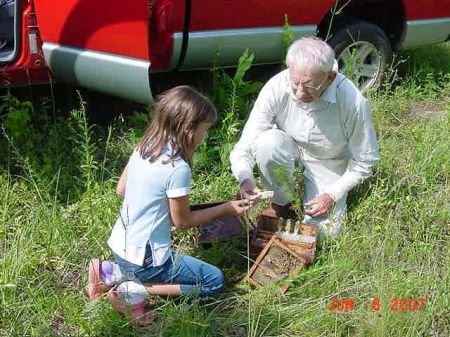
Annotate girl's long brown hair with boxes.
[138,86,217,164]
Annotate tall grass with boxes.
[0,43,449,336]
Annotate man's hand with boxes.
[305,193,335,217]
[239,179,261,201]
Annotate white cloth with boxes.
[230,69,379,202]
[108,146,191,267]
[253,128,347,236]
[117,281,149,304]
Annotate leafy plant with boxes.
[68,93,98,192]
[195,49,263,173]
[283,14,295,60]
[0,93,37,162]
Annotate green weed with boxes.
[0,43,449,336]
[195,49,263,174]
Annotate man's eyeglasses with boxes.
[291,74,329,94]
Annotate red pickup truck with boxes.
[1,0,449,104]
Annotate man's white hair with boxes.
[286,37,335,73]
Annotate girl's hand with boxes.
[225,199,253,217]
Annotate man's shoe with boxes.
[260,202,297,219]
[257,202,297,232]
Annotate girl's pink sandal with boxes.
[88,259,112,300]
[106,288,155,326]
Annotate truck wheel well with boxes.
[316,0,405,50]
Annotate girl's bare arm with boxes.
[116,164,129,198]
[169,196,251,229]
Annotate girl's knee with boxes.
[203,267,223,295]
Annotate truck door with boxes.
[0,0,17,65]
[0,0,49,87]
[179,0,336,69]
[32,0,159,104]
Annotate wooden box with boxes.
[245,235,308,288]
[247,222,320,287]
[251,222,319,260]
[191,202,246,243]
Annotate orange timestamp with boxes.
[327,297,427,312]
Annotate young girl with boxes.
[87,86,252,326]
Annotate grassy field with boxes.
[0,43,449,336]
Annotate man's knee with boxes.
[254,129,296,166]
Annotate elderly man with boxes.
[230,37,379,236]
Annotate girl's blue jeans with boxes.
[112,247,223,296]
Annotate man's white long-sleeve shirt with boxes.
[230,69,380,201]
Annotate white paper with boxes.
[259,191,274,199]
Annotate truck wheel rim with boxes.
[337,41,381,92]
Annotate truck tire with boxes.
[327,20,392,92]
